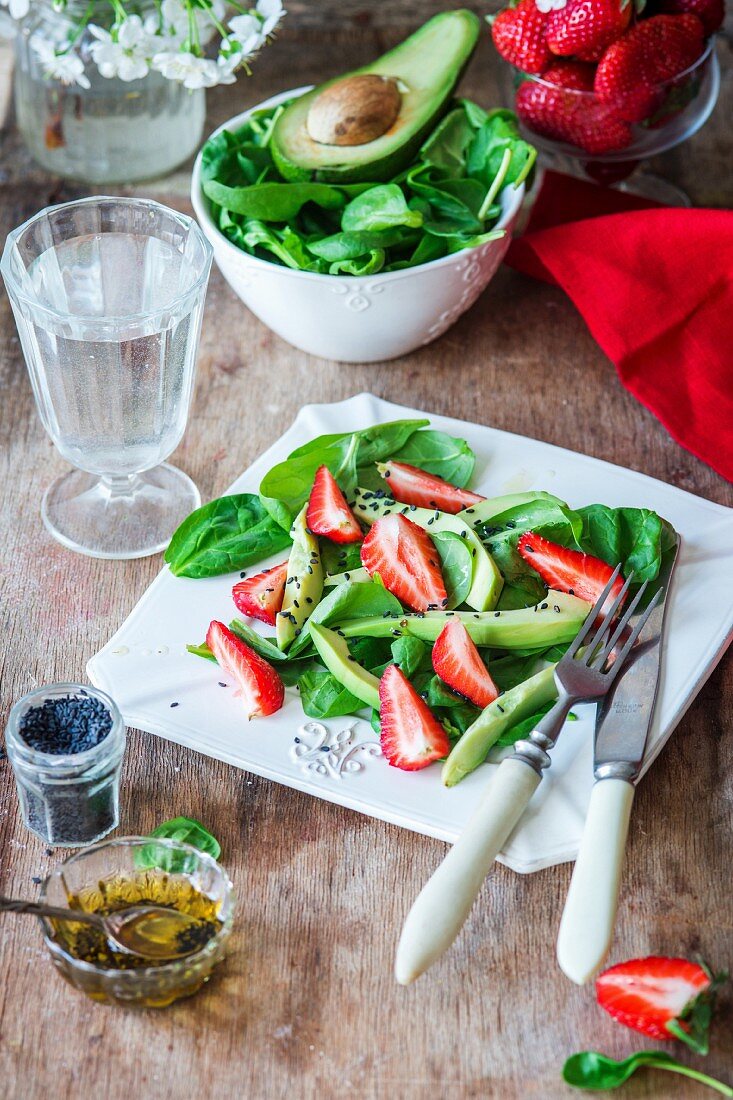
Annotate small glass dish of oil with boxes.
[39,836,234,1008]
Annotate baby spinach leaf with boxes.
[328,250,386,275]
[298,665,366,719]
[391,428,476,487]
[307,227,416,261]
[204,180,346,220]
[563,1051,733,1095]
[165,494,292,578]
[433,530,473,609]
[342,184,423,232]
[576,505,676,584]
[241,219,321,271]
[391,635,433,679]
[134,816,221,874]
[187,641,217,662]
[420,108,476,176]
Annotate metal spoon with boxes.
[0,895,202,960]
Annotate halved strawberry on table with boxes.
[596,956,726,1054]
[377,461,485,514]
[306,464,363,544]
[517,531,624,613]
[206,621,284,718]
[433,620,499,709]
[361,513,448,612]
[232,561,288,627]
[379,664,451,771]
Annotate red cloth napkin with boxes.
[504,170,733,483]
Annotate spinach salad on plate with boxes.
[166,418,676,784]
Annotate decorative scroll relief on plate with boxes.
[290,721,382,780]
[329,282,387,313]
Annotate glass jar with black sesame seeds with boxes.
[5,684,125,847]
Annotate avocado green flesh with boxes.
[310,623,381,710]
[334,591,589,648]
[456,491,567,527]
[442,665,558,787]
[352,487,502,611]
[271,10,481,183]
[276,506,324,650]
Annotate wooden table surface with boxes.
[1,15,731,1100]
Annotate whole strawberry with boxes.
[515,62,595,142]
[491,0,552,74]
[595,13,706,121]
[546,0,632,60]
[655,0,725,35]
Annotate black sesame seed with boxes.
[554,605,561,613]
[293,600,300,609]
[494,611,501,617]
[427,518,435,526]
[569,588,575,595]
[465,508,475,515]
[541,602,548,610]
[344,573,350,581]
[497,704,505,714]
[306,597,313,605]
[240,571,247,579]
[170,702,180,708]
[32,876,42,885]
[218,682,227,687]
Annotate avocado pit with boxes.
[306,74,402,147]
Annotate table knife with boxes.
[556,535,681,985]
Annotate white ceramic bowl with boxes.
[192,88,525,363]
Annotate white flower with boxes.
[228,14,264,55]
[88,15,150,82]
[214,49,243,85]
[31,37,90,88]
[0,0,30,19]
[256,0,285,37]
[535,0,567,10]
[152,49,220,89]
[151,0,225,48]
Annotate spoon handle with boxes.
[0,896,102,928]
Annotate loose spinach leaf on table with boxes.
[165,494,292,578]
[563,1050,733,1095]
[134,816,221,874]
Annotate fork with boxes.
[394,566,663,985]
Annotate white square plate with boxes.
[88,394,733,873]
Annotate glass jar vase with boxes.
[12,1,206,184]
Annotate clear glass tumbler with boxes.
[1,196,213,558]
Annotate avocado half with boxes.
[271,10,481,184]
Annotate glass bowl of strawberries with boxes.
[491,0,722,199]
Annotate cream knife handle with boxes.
[556,777,635,986]
[395,758,541,986]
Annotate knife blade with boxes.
[556,534,681,985]
[593,533,680,781]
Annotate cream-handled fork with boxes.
[395,567,662,986]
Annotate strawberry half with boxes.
[306,465,363,544]
[546,0,632,61]
[433,620,499,709]
[206,621,284,718]
[232,561,288,627]
[379,664,451,771]
[361,513,448,612]
[377,461,485,514]
[491,0,552,74]
[517,531,624,613]
[596,956,725,1054]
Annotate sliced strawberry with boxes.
[596,956,724,1053]
[232,561,288,627]
[361,513,448,612]
[377,461,485,514]
[432,620,499,709]
[379,664,451,771]
[517,531,624,614]
[206,621,284,718]
[306,465,363,544]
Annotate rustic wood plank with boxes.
[0,21,731,1100]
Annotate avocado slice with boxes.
[456,491,567,527]
[334,591,589,648]
[271,11,481,183]
[351,487,502,612]
[324,567,371,587]
[276,506,324,650]
[310,623,381,711]
[442,665,559,786]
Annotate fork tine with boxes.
[591,579,649,669]
[602,587,664,684]
[581,570,635,668]
[565,563,623,659]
